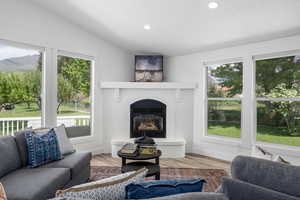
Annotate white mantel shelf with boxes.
[100,82,198,89]
[100,82,197,102]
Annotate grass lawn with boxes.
[208,121,300,147]
[0,103,89,118]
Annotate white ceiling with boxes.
[29,0,300,56]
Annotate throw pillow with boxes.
[126,178,206,199]
[14,128,33,166]
[25,129,62,168]
[0,183,7,200]
[54,124,75,155]
[56,168,148,200]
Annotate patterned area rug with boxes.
[90,166,228,192]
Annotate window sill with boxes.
[201,135,242,147]
[70,135,94,145]
[255,141,300,156]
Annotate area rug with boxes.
[90,166,228,192]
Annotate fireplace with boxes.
[130,99,166,138]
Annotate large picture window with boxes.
[256,54,300,146]
[57,54,92,138]
[207,61,243,138]
[0,44,43,136]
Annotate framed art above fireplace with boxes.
[135,55,163,82]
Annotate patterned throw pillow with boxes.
[56,168,148,200]
[25,129,62,168]
[0,183,7,200]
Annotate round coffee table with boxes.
[117,150,161,180]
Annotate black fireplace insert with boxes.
[130,99,166,138]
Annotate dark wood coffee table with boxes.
[117,150,161,180]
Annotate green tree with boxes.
[57,74,75,113]
[0,72,24,110]
[210,62,243,97]
[210,56,300,134]
[21,71,42,109]
[264,83,300,136]
[58,56,90,97]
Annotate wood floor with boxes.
[91,153,231,173]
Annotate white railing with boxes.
[0,115,90,136]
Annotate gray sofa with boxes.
[0,130,92,200]
[152,156,300,200]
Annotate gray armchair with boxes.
[152,156,300,200]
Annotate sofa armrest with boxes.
[148,192,229,200]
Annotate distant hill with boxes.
[0,55,40,72]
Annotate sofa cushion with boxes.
[0,167,70,200]
[126,178,206,199]
[65,126,90,138]
[41,152,92,179]
[0,136,21,178]
[15,129,32,167]
[222,177,300,200]
[231,156,300,197]
[148,192,229,200]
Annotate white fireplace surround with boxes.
[101,82,197,158]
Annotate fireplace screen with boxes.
[130,99,166,138]
[133,114,163,132]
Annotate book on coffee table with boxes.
[120,143,138,155]
[139,144,157,155]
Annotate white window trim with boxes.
[0,38,97,146]
[257,98,300,101]
[254,51,300,150]
[0,39,46,127]
[253,49,300,61]
[56,50,95,140]
[57,50,94,61]
[0,38,45,52]
[204,57,243,66]
[204,59,244,142]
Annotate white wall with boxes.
[0,0,133,153]
[102,88,194,153]
[165,35,300,165]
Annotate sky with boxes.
[0,45,40,61]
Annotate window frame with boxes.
[0,39,46,129]
[204,58,244,141]
[254,50,300,147]
[56,50,95,140]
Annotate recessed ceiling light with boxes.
[208,2,219,9]
[144,24,151,30]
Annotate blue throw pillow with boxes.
[126,178,206,199]
[25,129,62,168]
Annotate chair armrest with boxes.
[148,192,228,200]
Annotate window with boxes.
[57,54,92,138]
[0,44,43,136]
[207,61,243,138]
[256,54,300,146]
